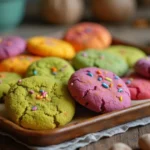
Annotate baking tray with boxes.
[0,38,150,146]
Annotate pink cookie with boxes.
[123,75,150,100]
[0,36,26,60]
[134,57,150,78]
[68,67,131,113]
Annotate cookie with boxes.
[0,72,21,102]
[0,55,41,76]
[73,50,128,76]
[63,22,112,52]
[123,75,150,100]
[5,76,75,130]
[106,45,146,67]
[134,57,150,78]
[0,36,26,60]
[26,57,74,83]
[68,67,131,113]
[27,37,75,59]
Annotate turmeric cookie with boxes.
[68,67,131,113]
[5,76,75,130]
[0,55,41,76]
[26,57,74,83]
[0,36,26,60]
[0,72,21,102]
[63,22,112,52]
[73,49,128,76]
[27,36,75,59]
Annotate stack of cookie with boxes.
[0,22,148,130]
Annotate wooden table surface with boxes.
[0,124,149,150]
[0,7,150,150]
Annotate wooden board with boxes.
[0,38,150,146]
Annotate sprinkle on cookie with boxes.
[31,106,38,111]
[102,82,109,89]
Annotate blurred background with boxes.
[0,0,150,45]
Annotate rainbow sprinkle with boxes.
[126,80,131,85]
[118,88,123,93]
[102,82,109,89]
[81,52,88,57]
[39,89,44,93]
[29,90,34,94]
[87,72,93,77]
[33,70,38,75]
[96,70,101,74]
[98,77,102,81]
[109,83,113,88]
[114,75,119,80]
[18,79,22,83]
[31,106,38,111]
[105,77,112,82]
[119,96,123,102]
[118,84,122,87]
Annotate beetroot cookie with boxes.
[134,57,150,78]
[123,75,150,100]
[68,67,131,113]
[0,36,26,60]
[63,22,112,52]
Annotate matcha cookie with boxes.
[0,72,21,102]
[26,57,75,83]
[5,76,75,130]
[73,50,128,76]
[106,45,146,67]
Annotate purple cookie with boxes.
[135,57,150,78]
[68,67,131,113]
[0,36,26,60]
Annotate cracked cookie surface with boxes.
[26,57,75,83]
[0,72,21,102]
[135,57,150,78]
[106,45,146,68]
[5,76,75,130]
[68,67,131,113]
[123,75,150,100]
[73,50,128,76]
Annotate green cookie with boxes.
[5,76,75,130]
[73,49,128,76]
[0,72,21,102]
[105,45,146,67]
[26,57,74,83]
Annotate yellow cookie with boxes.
[27,37,75,59]
[0,55,41,76]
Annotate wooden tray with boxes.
[0,38,150,147]
[0,101,150,146]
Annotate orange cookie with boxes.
[63,22,112,52]
[27,37,75,59]
[0,55,41,76]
